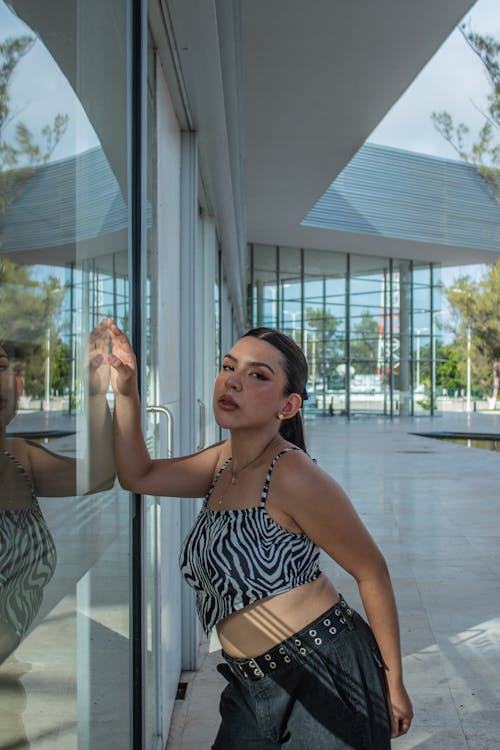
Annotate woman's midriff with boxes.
[216,574,340,658]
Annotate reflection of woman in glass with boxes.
[0,325,114,663]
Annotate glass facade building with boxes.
[250,244,441,416]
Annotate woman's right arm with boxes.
[108,320,224,498]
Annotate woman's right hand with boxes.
[105,320,139,398]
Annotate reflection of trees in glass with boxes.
[1,35,68,215]
[0,256,66,399]
[304,307,341,380]
[350,311,379,374]
[0,35,70,402]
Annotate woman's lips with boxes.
[218,396,238,411]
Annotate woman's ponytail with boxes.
[279,411,307,452]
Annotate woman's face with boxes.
[0,348,19,430]
[213,336,292,431]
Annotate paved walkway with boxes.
[166,412,500,750]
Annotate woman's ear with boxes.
[14,372,24,399]
[279,393,302,420]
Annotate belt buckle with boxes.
[229,661,247,679]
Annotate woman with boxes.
[0,325,114,663]
[108,321,413,749]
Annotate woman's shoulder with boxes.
[3,436,31,462]
[271,443,318,480]
[272,444,340,494]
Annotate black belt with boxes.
[223,595,355,681]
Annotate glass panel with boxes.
[432,267,443,412]
[0,2,132,748]
[252,245,276,327]
[412,266,432,414]
[350,256,390,414]
[279,247,301,341]
[303,249,347,414]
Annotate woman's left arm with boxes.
[280,453,413,738]
[27,322,115,497]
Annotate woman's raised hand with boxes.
[105,320,139,398]
[86,320,112,396]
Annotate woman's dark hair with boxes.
[243,327,308,452]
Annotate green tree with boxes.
[51,339,72,396]
[0,35,70,401]
[417,339,464,394]
[445,264,500,399]
[303,307,341,381]
[350,311,379,375]
[0,35,68,215]
[435,343,463,394]
[0,256,65,398]
[431,26,499,201]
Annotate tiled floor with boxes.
[166,411,500,750]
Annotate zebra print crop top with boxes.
[179,447,321,635]
[0,449,57,643]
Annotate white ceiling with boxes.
[242,0,485,263]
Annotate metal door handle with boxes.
[147,405,174,458]
[196,399,206,450]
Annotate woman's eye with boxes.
[222,364,234,372]
[250,371,266,380]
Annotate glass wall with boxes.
[0,2,135,748]
[349,255,391,415]
[303,250,347,414]
[250,244,441,417]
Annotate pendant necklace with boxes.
[217,434,279,505]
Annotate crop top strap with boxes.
[260,447,301,507]
[204,458,232,504]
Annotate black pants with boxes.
[213,602,391,749]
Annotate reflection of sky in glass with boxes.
[0,2,99,163]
